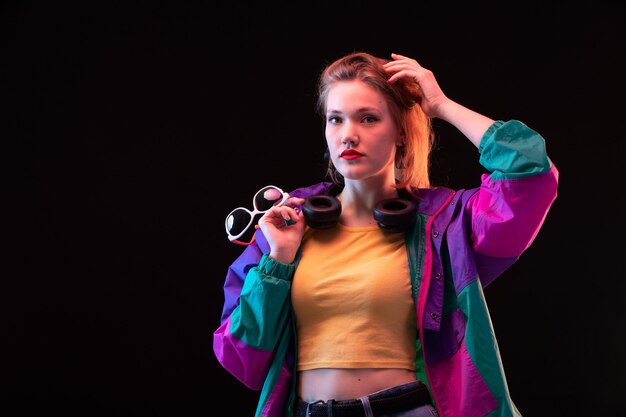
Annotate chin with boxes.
[338,172,374,182]
[339,164,389,179]
[336,169,362,180]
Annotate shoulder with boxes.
[407,186,461,214]
[288,182,334,199]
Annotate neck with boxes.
[338,177,399,223]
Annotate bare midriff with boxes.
[297,368,417,402]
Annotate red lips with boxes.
[340,149,364,160]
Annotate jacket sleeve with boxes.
[465,119,559,285]
[213,237,295,390]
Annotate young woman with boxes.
[214,52,558,417]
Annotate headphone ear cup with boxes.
[373,198,416,232]
[302,195,342,229]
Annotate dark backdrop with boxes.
[3,3,625,416]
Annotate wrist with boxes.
[269,250,296,265]
[433,97,459,122]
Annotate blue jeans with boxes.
[380,403,439,417]
[370,381,438,417]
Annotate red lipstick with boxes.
[340,149,364,160]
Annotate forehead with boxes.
[326,80,388,113]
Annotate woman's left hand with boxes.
[383,53,450,119]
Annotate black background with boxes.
[3,3,625,416]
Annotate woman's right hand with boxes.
[257,197,306,264]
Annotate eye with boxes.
[362,115,380,124]
[327,115,343,125]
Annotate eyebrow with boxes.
[326,106,381,114]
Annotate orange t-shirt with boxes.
[291,224,417,371]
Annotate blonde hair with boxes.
[316,52,435,190]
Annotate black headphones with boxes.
[301,185,417,232]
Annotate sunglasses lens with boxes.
[226,208,252,237]
[254,186,284,211]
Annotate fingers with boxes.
[282,197,305,222]
[265,196,305,222]
[386,68,425,86]
[389,52,419,65]
[386,53,422,69]
[260,204,303,228]
[384,53,427,85]
[279,205,302,223]
[285,196,306,206]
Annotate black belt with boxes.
[294,380,432,417]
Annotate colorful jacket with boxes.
[213,120,559,417]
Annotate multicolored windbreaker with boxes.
[213,120,559,417]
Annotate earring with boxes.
[323,148,344,185]
[395,144,406,169]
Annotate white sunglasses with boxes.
[225,185,290,245]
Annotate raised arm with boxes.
[385,52,558,285]
[384,52,494,147]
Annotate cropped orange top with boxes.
[291,224,417,371]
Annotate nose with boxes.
[341,122,359,147]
